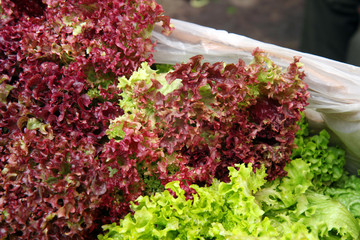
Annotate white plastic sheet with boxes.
[151,19,360,173]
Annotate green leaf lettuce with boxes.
[98,160,360,239]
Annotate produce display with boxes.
[1,0,359,239]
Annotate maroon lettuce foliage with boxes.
[159,52,309,183]
[0,0,171,239]
[101,51,309,216]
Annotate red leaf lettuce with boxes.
[0,0,171,238]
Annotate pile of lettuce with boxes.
[2,0,359,239]
[99,117,360,239]
[0,0,171,238]
[100,51,309,216]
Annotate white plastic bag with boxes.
[152,19,360,173]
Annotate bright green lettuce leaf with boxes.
[98,164,279,240]
[117,61,179,113]
[295,192,360,239]
[256,158,360,239]
[157,76,182,96]
[107,62,181,140]
[99,159,360,239]
[292,113,346,189]
[326,174,360,221]
[117,62,156,115]
[255,159,314,211]
[99,161,360,240]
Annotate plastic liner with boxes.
[151,19,360,173]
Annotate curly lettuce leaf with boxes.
[292,114,346,189]
[107,62,181,140]
[256,161,360,239]
[295,192,360,239]
[255,159,314,211]
[98,164,278,240]
[256,156,360,239]
[103,53,310,222]
[99,160,360,240]
[326,174,360,221]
